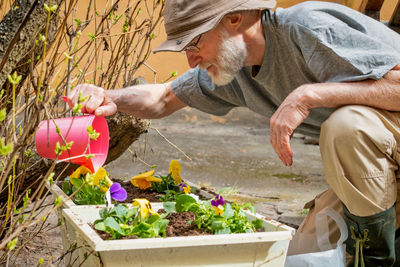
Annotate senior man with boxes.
[67,0,400,265]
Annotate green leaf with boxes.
[94,221,106,231]
[251,219,263,230]
[55,196,63,206]
[0,137,13,156]
[62,181,72,195]
[7,238,18,250]
[163,202,176,213]
[215,228,231,235]
[224,204,234,219]
[126,207,138,218]
[71,177,83,188]
[114,205,128,219]
[151,218,169,237]
[99,207,108,219]
[104,217,123,234]
[175,194,196,212]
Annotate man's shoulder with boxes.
[274,1,362,28]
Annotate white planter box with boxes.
[47,180,217,265]
[62,204,295,267]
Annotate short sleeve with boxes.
[289,9,400,82]
[171,68,238,115]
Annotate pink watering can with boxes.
[35,115,109,173]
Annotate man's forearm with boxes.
[301,64,400,111]
[106,82,186,118]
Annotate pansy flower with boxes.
[211,195,225,207]
[169,160,182,184]
[132,198,158,218]
[92,167,113,192]
[178,182,191,194]
[211,195,225,215]
[69,166,91,183]
[131,170,162,190]
[108,183,127,201]
[70,166,112,192]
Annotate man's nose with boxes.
[186,51,202,68]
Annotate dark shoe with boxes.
[344,204,396,267]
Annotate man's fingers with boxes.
[270,128,293,166]
[95,99,117,117]
[85,95,104,114]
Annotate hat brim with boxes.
[152,0,276,53]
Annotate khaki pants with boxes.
[288,105,400,255]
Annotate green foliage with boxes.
[94,204,169,239]
[0,138,14,156]
[44,3,57,13]
[7,238,18,251]
[87,125,100,140]
[165,195,263,235]
[151,173,178,193]
[88,33,95,42]
[62,176,105,205]
[54,141,73,156]
[14,189,31,214]
[150,173,184,201]
[7,71,22,85]
[54,196,63,206]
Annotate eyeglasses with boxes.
[183,34,202,53]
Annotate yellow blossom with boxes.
[132,198,158,218]
[169,160,182,184]
[212,205,224,216]
[92,167,113,193]
[69,166,112,192]
[131,170,162,190]
[69,166,91,186]
[183,184,191,194]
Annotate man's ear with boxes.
[221,13,243,33]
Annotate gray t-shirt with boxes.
[171,1,400,138]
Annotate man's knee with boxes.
[320,105,371,149]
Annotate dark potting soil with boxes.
[56,179,163,202]
[92,211,209,240]
[113,178,162,202]
[58,178,212,203]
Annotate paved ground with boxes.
[107,106,329,227]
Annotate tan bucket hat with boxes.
[153,0,276,53]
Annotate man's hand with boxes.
[270,86,311,166]
[66,84,117,116]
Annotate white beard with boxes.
[200,28,247,86]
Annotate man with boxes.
[67,0,400,265]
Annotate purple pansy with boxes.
[211,195,225,207]
[109,183,127,201]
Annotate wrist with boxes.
[298,84,321,109]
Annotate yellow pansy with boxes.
[183,184,191,194]
[69,166,92,186]
[92,167,113,193]
[132,198,158,218]
[212,205,224,216]
[131,170,162,190]
[69,166,112,193]
[169,160,182,184]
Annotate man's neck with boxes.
[243,15,266,67]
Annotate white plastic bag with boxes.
[285,207,348,267]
